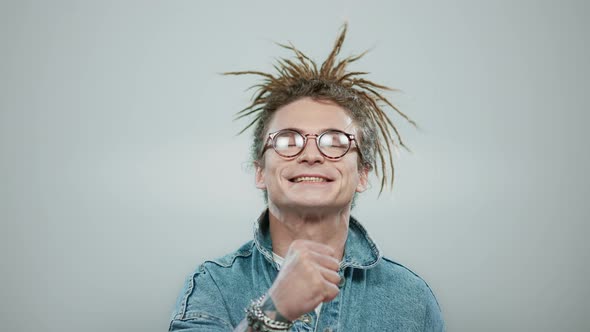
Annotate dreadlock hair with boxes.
[224,23,416,194]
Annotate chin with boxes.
[287,195,351,211]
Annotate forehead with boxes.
[267,97,355,134]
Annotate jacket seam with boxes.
[176,271,196,320]
[201,263,236,327]
[203,244,254,268]
[347,217,382,268]
[170,311,233,330]
[381,257,443,312]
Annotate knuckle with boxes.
[324,245,335,255]
[331,260,340,271]
[303,262,315,276]
[327,286,339,299]
[329,271,340,282]
[312,272,324,287]
[299,250,312,261]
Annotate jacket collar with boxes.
[253,209,382,270]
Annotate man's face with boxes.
[255,97,369,214]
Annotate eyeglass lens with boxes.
[273,130,350,158]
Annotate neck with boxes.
[267,204,351,261]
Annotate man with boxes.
[169,24,444,331]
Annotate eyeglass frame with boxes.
[259,128,363,161]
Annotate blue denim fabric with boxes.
[169,211,445,331]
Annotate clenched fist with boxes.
[267,239,342,321]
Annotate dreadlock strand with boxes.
[223,71,275,80]
[284,58,309,77]
[345,49,370,64]
[362,93,398,191]
[376,143,388,194]
[372,115,396,191]
[337,71,369,83]
[281,41,319,76]
[320,24,347,77]
[279,43,315,75]
[355,79,417,127]
[234,96,265,117]
[359,96,393,192]
[280,58,308,79]
[330,59,350,78]
[237,114,263,135]
[358,90,398,149]
[354,78,395,91]
[235,104,256,117]
[249,88,271,106]
[234,106,264,121]
[355,80,415,127]
[272,62,288,78]
[371,137,384,178]
[331,51,367,78]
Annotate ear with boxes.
[355,166,370,193]
[254,160,267,190]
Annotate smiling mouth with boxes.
[289,176,333,183]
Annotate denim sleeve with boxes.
[168,264,234,331]
[422,284,445,332]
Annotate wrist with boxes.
[261,294,293,323]
[246,295,293,331]
[266,287,301,322]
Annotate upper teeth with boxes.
[293,176,327,183]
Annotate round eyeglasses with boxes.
[260,129,361,160]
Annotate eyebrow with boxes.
[282,127,346,133]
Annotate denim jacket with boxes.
[169,211,445,331]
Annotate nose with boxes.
[296,135,324,165]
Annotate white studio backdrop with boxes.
[1,1,589,331]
